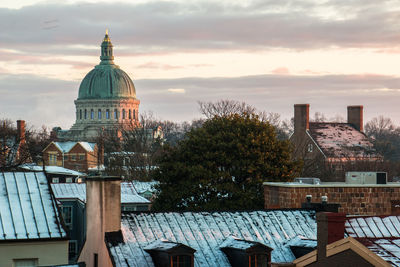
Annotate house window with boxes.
[13,259,38,267]
[91,109,94,120]
[84,109,87,119]
[63,154,68,161]
[62,206,73,228]
[98,109,102,119]
[250,254,267,267]
[66,177,73,183]
[106,109,110,119]
[307,143,313,153]
[171,255,192,267]
[114,109,118,119]
[122,109,126,119]
[69,240,78,260]
[79,154,85,160]
[70,154,76,161]
[49,154,57,165]
[129,109,131,119]
[52,177,59,183]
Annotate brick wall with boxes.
[264,183,400,215]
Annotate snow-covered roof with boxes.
[132,180,158,194]
[106,210,317,266]
[21,164,85,176]
[0,172,67,241]
[53,141,96,153]
[51,182,150,204]
[346,215,400,266]
[308,123,379,159]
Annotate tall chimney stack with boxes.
[294,104,310,133]
[347,106,363,132]
[78,176,121,266]
[17,120,25,144]
[316,212,346,262]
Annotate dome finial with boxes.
[106,28,108,35]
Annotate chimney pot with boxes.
[317,212,346,261]
[347,105,363,132]
[16,120,25,143]
[294,104,310,133]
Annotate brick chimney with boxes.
[316,212,346,261]
[347,106,363,132]
[17,120,25,144]
[78,176,121,267]
[294,104,310,133]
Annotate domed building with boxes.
[56,32,140,141]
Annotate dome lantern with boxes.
[100,29,114,65]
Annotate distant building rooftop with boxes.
[51,182,150,204]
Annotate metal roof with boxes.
[106,210,317,266]
[51,182,150,204]
[0,172,67,241]
[346,215,400,266]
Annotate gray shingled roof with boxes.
[308,123,379,159]
[106,210,316,266]
[0,172,67,241]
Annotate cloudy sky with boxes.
[1,0,400,129]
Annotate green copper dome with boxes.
[78,32,136,100]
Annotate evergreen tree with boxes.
[152,113,301,211]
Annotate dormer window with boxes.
[220,237,272,267]
[144,240,195,267]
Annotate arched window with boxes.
[91,109,94,120]
[129,109,131,119]
[84,109,87,119]
[133,109,135,119]
[122,109,126,119]
[80,110,82,120]
[98,109,102,119]
[114,109,118,119]
[106,109,110,119]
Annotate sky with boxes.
[1,0,400,129]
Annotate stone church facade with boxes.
[54,31,140,141]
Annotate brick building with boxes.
[43,141,101,173]
[290,104,381,181]
[264,181,400,215]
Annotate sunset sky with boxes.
[1,0,400,129]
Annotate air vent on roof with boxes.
[345,172,387,184]
[294,178,321,185]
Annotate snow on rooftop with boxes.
[0,172,67,241]
[21,164,84,176]
[51,182,150,204]
[54,141,76,153]
[132,180,158,194]
[106,210,317,266]
[345,215,400,266]
[308,123,379,158]
[77,141,96,152]
[144,239,182,251]
[53,141,96,153]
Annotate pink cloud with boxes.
[271,67,290,75]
